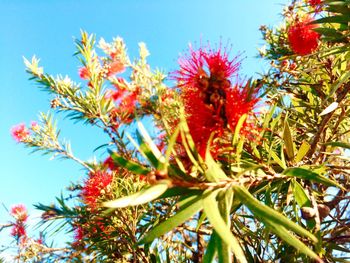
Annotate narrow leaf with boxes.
[319,102,338,116]
[109,151,150,175]
[138,121,165,162]
[232,185,318,243]
[291,179,312,208]
[283,120,295,160]
[295,141,311,163]
[136,130,162,169]
[202,232,218,263]
[202,190,247,263]
[283,167,343,189]
[270,150,287,169]
[313,15,350,24]
[104,182,169,208]
[324,141,350,149]
[205,151,227,182]
[265,219,321,261]
[139,194,203,244]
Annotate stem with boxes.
[61,149,93,172]
[306,83,350,159]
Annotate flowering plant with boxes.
[2,0,350,262]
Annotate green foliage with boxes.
[4,1,350,262]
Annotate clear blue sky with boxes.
[0,0,287,249]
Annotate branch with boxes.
[306,83,350,159]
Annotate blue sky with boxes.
[0,0,287,250]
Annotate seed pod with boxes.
[318,204,331,219]
[301,206,316,220]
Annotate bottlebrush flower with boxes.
[225,83,259,133]
[11,223,26,239]
[106,60,125,76]
[10,204,28,222]
[174,45,258,158]
[308,0,322,8]
[103,156,118,171]
[308,0,323,13]
[11,123,30,142]
[72,225,85,248]
[288,18,320,55]
[78,66,90,79]
[74,225,84,242]
[81,171,113,208]
[175,45,239,90]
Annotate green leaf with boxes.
[202,190,247,263]
[294,141,311,163]
[264,219,321,261]
[139,194,203,244]
[157,187,202,200]
[283,120,295,160]
[179,110,200,160]
[136,130,163,170]
[233,114,247,145]
[313,15,350,25]
[270,150,287,169]
[324,141,350,149]
[232,185,318,243]
[109,151,150,175]
[291,179,311,208]
[202,232,218,263]
[205,151,227,182]
[319,102,339,116]
[283,167,343,188]
[179,120,204,173]
[313,27,345,38]
[104,182,169,208]
[164,125,180,164]
[137,121,165,163]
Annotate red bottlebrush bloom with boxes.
[103,156,118,171]
[11,223,26,239]
[226,84,259,132]
[78,66,90,79]
[107,60,125,76]
[11,123,30,142]
[174,44,258,158]
[120,91,138,115]
[182,87,224,157]
[81,171,113,208]
[74,225,84,242]
[288,18,320,55]
[175,45,239,90]
[105,88,126,101]
[10,204,28,222]
[308,0,322,8]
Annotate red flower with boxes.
[182,87,224,157]
[308,0,322,8]
[10,204,28,222]
[78,66,90,79]
[103,156,118,171]
[225,84,259,134]
[174,45,258,158]
[175,45,239,90]
[288,18,320,55]
[11,223,26,239]
[74,225,84,242]
[81,171,113,208]
[11,123,30,142]
[120,91,138,115]
[105,88,126,101]
[107,60,125,76]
